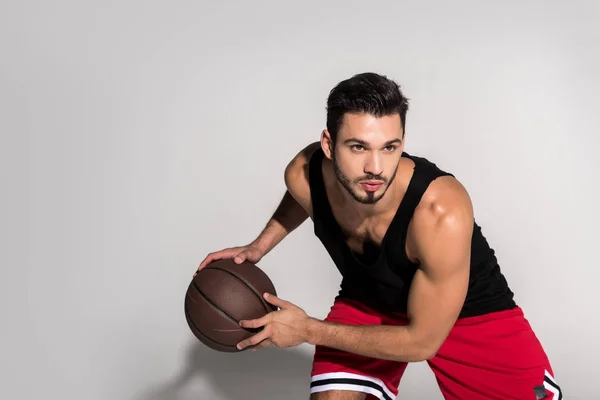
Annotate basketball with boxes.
[184,259,278,352]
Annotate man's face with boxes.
[329,112,404,204]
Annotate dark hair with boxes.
[326,72,409,143]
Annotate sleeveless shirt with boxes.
[307,148,516,319]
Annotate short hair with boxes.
[326,72,409,143]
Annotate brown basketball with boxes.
[184,259,278,352]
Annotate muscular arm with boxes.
[306,178,473,362]
[250,190,308,254]
[197,142,319,271]
[401,186,473,358]
[248,142,319,254]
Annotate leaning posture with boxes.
[197,72,562,400]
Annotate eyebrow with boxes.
[343,138,402,146]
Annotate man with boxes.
[196,73,562,399]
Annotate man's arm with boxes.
[250,189,309,255]
[305,178,473,362]
[252,141,320,252]
[249,140,321,254]
[197,142,318,270]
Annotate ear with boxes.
[320,129,334,159]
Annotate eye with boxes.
[384,145,397,152]
[350,145,365,151]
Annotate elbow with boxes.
[407,345,439,362]
[420,336,446,361]
[390,326,445,362]
[406,334,443,362]
[391,347,436,363]
[420,346,439,361]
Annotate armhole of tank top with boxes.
[388,158,423,264]
[389,157,453,265]
[307,148,347,242]
[307,148,324,218]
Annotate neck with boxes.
[337,179,401,219]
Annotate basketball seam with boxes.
[192,280,245,326]
[184,305,238,349]
[206,266,272,314]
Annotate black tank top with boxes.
[308,148,516,319]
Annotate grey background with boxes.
[2,0,598,399]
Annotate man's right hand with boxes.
[195,244,264,276]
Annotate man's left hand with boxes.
[237,293,312,351]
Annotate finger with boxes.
[263,292,290,309]
[198,248,239,270]
[196,255,223,277]
[237,327,271,350]
[250,339,272,351]
[233,250,248,264]
[197,254,218,271]
[239,313,272,329]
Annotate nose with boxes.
[364,153,383,177]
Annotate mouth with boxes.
[359,180,384,192]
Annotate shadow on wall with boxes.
[136,340,314,400]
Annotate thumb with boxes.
[263,292,288,308]
[233,251,248,264]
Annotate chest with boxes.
[331,208,419,264]
[331,209,393,255]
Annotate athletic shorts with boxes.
[310,297,562,400]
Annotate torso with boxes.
[288,145,517,317]
[319,153,426,265]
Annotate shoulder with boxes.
[418,175,473,222]
[284,141,321,217]
[409,175,475,262]
[284,141,320,179]
[401,153,473,223]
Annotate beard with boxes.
[332,151,399,205]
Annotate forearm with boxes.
[251,190,308,254]
[306,318,432,363]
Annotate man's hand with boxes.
[236,293,312,351]
[195,244,264,276]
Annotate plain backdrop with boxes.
[2,0,599,399]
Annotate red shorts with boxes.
[310,297,562,400]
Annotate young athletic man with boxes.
[196,73,562,399]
